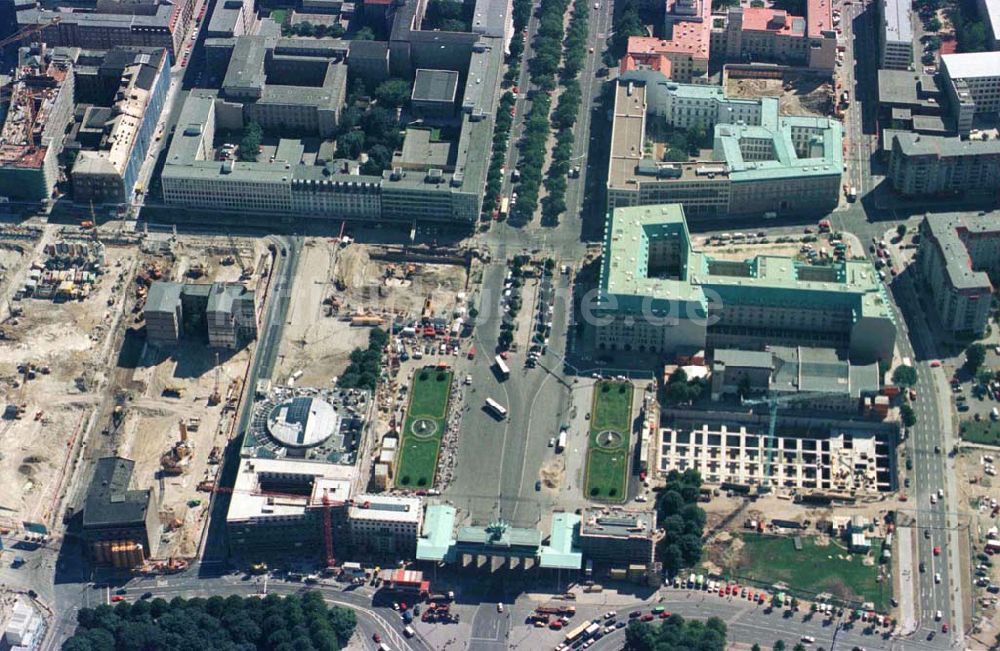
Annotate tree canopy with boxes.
[238,122,263,162]
[64,593,356,651]
[892,364,918,388]
[624,613,726,651]
[373,79,412,109]
[900,404,917,427]
[655,469,707,577]
[339,328,389,390]
[966,343,987,372]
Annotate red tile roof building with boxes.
[710,0,837,72]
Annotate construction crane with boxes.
[741,391,827,493]
[227,233,248,280]
[0,17,61,51]
[198,481,347,566]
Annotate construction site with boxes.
[274,238,473,388]
[101,234,269,560]
[724,70,836,118]
[0,222,271,566]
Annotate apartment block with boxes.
[71,47,169,204]
[619,0,711,83]
[595,204,896,363]
[942,52,1000,134]
[877,0,913,70]
[0,46,75,202]
[18,0,193,59]
[886,130,1000,196]
[915,212,1000,336]
[346,495,422,558]
[710,0,837,72]
[607,76,843,218]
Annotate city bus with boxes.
[498,197,510,220]
[485,398,507,419]
[494,355,510,380]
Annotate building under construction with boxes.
[144,281,258,350]
[225,386,372,559]
[81,456,161,566]
[0,44,75,202]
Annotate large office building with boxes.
[607,76,843,218]
[82,457,160,564]
[578,507,659,567]
[941,52,1000,134]
[915,212,1000,337]
[162,11,503,225]
[226,386,371,556]
[885,129,1000,197]
[17,0,193,59]
[144,281,257,350]
[595,204,896,363]
[346,495,423,558]
[710,346,880,412]
[0,46,75,202]
[876,0,913,70]
[977,0,1000,50]
[709,0,837,72]
[71,47,170,204]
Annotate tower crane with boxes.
[741,391,828,493]
[0,17,61,51]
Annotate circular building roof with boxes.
[266,396,340,448]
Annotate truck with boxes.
[583,623,600,638]
[556,429,567,453]
[536,604,576,616]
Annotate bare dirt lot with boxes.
[725,73,835,117]
[274,239,470,387]
[0,242,137,531]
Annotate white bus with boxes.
[485,398,508,419]
[494,355,510,380]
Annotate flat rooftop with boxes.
[921,211,1000,290]
[942,52,1000,79]
[83,457,150,528]
[348,495,422,522]
[881,0,913,44]
[412,68,460,103]
[226,457,355,522]
[580,507,655,539]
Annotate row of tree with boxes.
[656,469,707,577]
[482,91,517,215]
[281,21,348,38]
[64,593,357,651]
[541,0,589,225]
[511,0,573,222]
[624,613,727,651]
[338,327,389,390]
[482,0,531,217]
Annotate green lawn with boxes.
[270,8,288,23]
[960,419,1000,445]
[733,534,890,610]
[584,380,634,502]
[395,368,453,489]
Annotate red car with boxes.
[111,595,125,602]
[658,612,669,619]
[933,546,941,556]
[942,623,949,633]
[930,360,942,368]
[641,614,654,622]
[549,621,563,630]
[373,633,381,643]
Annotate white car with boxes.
[935,572,941,584]
[497,603,504,613]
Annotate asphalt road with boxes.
[445,264,580,526]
